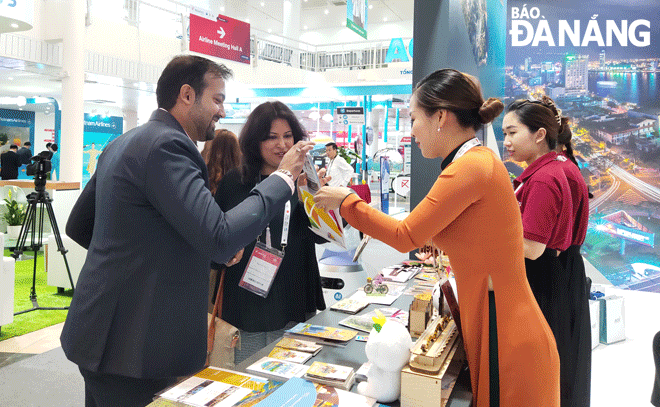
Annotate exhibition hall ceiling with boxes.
[0,1,414,116]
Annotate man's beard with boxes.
[205,123,215,141]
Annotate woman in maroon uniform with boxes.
[503,96,590,407]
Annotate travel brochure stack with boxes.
[283,323,358,347]
[156,367,375,407]
[303,361,356,390]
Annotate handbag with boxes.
[207,267,240,368]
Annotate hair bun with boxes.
[478,98,504,124]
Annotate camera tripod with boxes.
[12,187,75,316]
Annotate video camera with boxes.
[26,151,52,191]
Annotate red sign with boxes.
[189,13,251,65]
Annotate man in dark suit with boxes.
[17,141,32,165]
[0,144,21,180]
[61,55,314,407]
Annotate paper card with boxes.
[239,242,283,298]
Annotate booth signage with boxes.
[0,0,33,32]
[385,38,414,63]
[189,13,251,65]
[346,0,368,39]
[336,107,365,126]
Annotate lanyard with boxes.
[451,138,481,164]
[265,200,291,253]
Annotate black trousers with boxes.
[79,367,177,407]
[489,290,500,407]
[652,331,660,407]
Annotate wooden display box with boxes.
[400,338,465,407]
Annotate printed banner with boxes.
[189,12,251,65]
[506,0,660,292]
[346,0,368,39]
[82,114,123,189]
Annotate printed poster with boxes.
[506,0,660,292]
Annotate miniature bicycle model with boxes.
[364,274,389,295]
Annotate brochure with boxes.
[273,338,322,355]
[329,298,369,314]
[299,186,345,248]
[380,264,422,283]
[268,347,314,364]
[158,367,283,407]
[304,362,356,391]
[245,357,309,382]
[254,377,375,407]
[338,308,409,333]
[284,323,357,347]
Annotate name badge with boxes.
[239,241,284,298]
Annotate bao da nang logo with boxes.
[509,6,650,47]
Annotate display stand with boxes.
[146,276,472,407]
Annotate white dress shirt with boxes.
[326,155,355,187]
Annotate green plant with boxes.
[4,198,26,226]
[0,133,8,146]
[337,145,360,166]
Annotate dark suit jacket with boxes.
[0,150,20,180]
[17,147,32,165]
[61,109,293,379]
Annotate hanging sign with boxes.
[346,0,368,39]
[336,107,365,126]
[189,12,251,65]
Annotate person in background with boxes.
[314,68,560,407]
[48,143,59,180]
[503,96,590,407]
[214,101,328,365]
[202,129,241,195]
[0,144,21,180]
[202,128,242,312]
[17,141,32,165]
[324,142,354,187]
[61,55,314,407]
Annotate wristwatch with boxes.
[275,169,294,180]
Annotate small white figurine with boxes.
[357,313,413,403]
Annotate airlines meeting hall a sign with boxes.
[189,13,251,65]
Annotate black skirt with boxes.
[526,246,591,407]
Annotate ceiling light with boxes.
[10,23,18,28]
[309,111,321,120]
[267,28,272,33]
[245,18,250,23]
[304,25,308,30]
[220,6,225,12]
[322,113,333,122]
[383,17,388,22]
[260,1,264,6]
[342,21,346,26]
[16,96,26,107]
[324,9,329,14]
[369,4,373,9]
[7,77,13,81]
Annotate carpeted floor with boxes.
[1,250,73,341]
[0,347,83,407]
